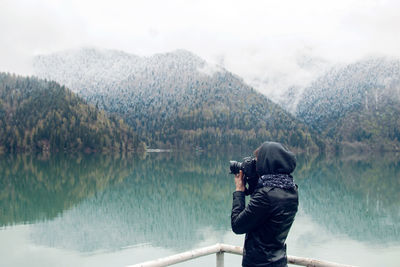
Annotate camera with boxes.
[230,157,259,195]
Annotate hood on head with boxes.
[256,142,296,176]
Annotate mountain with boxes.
[295,57,400,151]
[0,73,143,153]
[33,48,322,151]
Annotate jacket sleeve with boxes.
[231,190,270,234]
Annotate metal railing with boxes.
[127,243,357,267]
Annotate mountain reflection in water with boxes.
[1,152,399,254]
[295,153,400,244]
[0,153,134,226]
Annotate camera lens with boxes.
[229,161,242,174]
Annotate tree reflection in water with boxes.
[0,153,135,226]
[295,153,400,244]
[1,151,399,253]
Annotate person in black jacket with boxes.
[231,141,298,267]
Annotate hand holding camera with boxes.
[230,157,259,195]
[234,170,245,192]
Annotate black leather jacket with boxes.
[231,185,298,267]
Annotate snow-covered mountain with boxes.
[295,57,400,150]
[34,48,211,96]
[33,48,320,150]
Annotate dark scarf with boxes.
[256,174,295,190]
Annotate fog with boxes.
[1,0,400,98]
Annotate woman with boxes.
[231,141,298,267]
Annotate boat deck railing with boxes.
[127,243,357,267]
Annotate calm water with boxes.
[0,151,399,267]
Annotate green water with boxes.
[0,152,399,266]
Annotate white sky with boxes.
[1,0,400,96]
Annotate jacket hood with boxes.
[256,142,296,175]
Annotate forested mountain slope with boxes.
[296,57,400,151]
[34,48,321,151]
[0,73,141,152]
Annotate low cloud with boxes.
[1,0,400,98]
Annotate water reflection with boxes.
[1,151,399,255]
[0,153,135,226]
[30,153,235,252]
[295,153,400,244]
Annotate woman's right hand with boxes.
[234,170,245,192]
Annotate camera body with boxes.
[230,157,259,195]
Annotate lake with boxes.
[0,151,399,267]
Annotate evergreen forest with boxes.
[0,73,143,153]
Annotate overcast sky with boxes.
[1,0,400,97]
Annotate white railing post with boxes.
[216,251,224,267]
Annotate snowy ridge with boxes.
[294,56,400,150]
[296,57,400,131]
[34,48,218,95]
[34,48,141,95]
